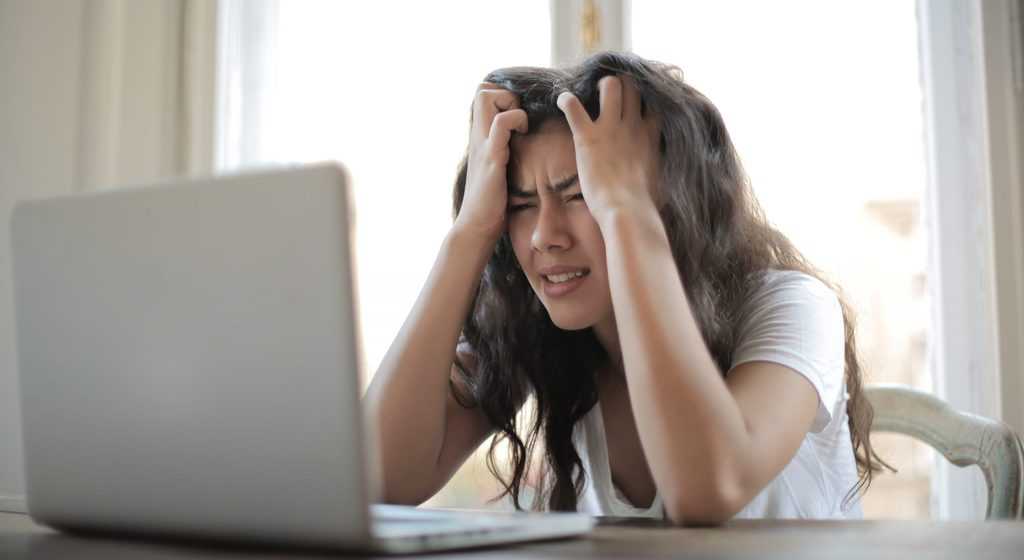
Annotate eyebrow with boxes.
[508,174,580,197]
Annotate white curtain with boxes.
[0,0,217,513]
[77,0,218,191]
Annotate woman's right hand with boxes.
[453,83,528,242]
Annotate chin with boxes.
[545,308,599,331]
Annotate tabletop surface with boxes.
[2,511,1023,559]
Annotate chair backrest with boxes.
[865,384,1024,519]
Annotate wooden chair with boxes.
[864,384,1024,519]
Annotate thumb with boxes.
[557,91,591,138]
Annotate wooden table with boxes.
[1,511,1022,559]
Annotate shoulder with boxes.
[735,268,845,349]
[737,269,842,331]
[731,269,847,432]
[746,269,839,305]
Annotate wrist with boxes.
[593,199,663,235]
[447,223,501,257]
[598,206,674,274]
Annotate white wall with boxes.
[0,0,88,513]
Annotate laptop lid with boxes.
[10,163,375,548]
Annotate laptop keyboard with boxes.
[370,505,522,538]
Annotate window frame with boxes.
[918,0,1024,520]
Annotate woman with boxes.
[365,51,887,524]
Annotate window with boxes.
[217,1,962,517]
[632,0,933,518]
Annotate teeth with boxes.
[545,271,586,284]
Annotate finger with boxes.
[475,88,520,134]
[620,75,642,122]
[473,85,520,139]
[488,109,528,149]
[556,91,592,138]
[470,83,501,128]
[597,75,623,122]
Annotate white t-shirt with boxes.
[573,269,863,519]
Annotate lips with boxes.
[536,265,590,277]
[538,266,589,298]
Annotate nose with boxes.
[530,202,572,253]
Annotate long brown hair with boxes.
[451,51,889,512]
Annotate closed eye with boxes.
[508,193,582,213]
[508,202,535,213]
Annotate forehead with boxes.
[509,120,577,190]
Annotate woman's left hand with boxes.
[556,74,662,227]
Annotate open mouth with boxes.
[540,268,590,297]
[542,269,590,284]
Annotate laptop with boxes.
[9,163,594,553]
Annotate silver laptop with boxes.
[9,163,594,553]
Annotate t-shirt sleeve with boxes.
[726,272,846,433]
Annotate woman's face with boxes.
[507,120,613,331]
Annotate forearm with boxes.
[363,227,495,500]
[599,207,753,522]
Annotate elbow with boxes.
[378,480,433,507]
[663,475,747,526]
